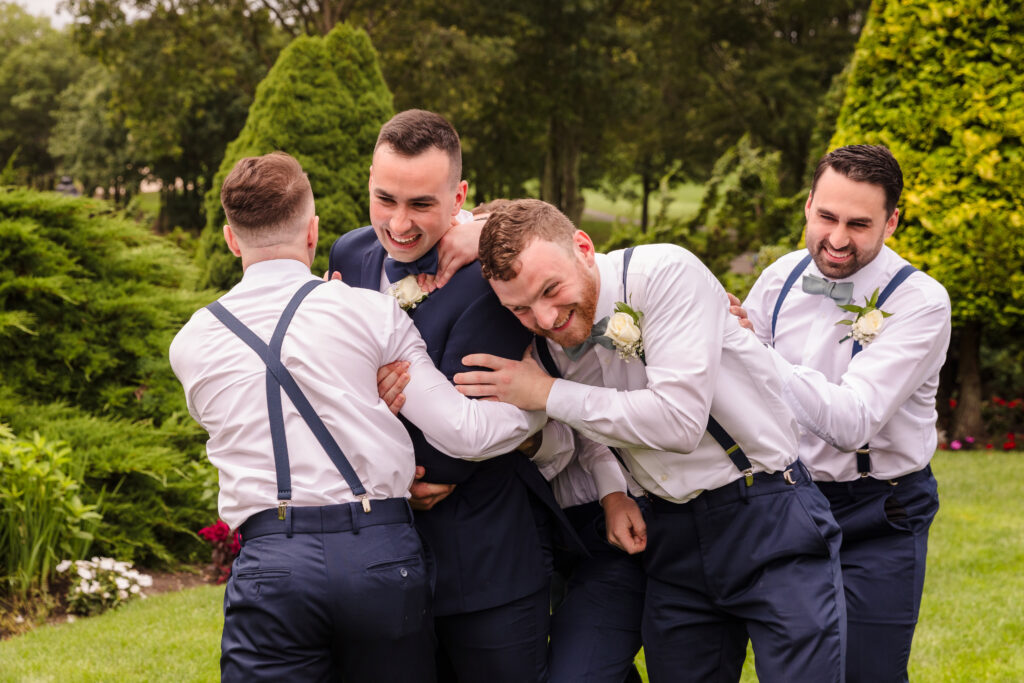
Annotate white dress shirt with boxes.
[743,246,951,482]
[170,259,544,530]
[544,245,800,504]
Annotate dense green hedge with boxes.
[831,0,1024,328]
[195,23,392,290]
[0,188,216,566]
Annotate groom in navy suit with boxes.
[328,109,578,682]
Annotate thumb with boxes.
[414,465,426,481]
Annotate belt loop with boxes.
[350,501,361,534]
[404,498,415,526]
[285,507,294,538]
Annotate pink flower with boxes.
[950,440,962,450]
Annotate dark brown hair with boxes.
[480,199,576,281]
[375,109,462,187]
[812,144,903,216]
[220,152,313,244]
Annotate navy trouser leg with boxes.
[819,468,939,683]
[222,520,435,683]
[549,503,645,683]
[435,586,551,683]
[642,466,846,683]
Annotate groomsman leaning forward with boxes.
[170,152,547,682]
[742,144,950,682]
[453,199,848,683]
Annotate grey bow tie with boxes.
[563,316,613,361]
[802,274,854,305]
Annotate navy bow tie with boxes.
[563,316,614,361]
[385,248,439,282]
[802,274,854,305]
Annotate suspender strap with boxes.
[706,416,754,484]
[206,280,370,510]
[851,263,917,475]
[771,253,812,345]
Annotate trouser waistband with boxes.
[645,460,811,513]
[815,465,934,497]
[239,497,412,543]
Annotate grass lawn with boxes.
[3,451,1021,681]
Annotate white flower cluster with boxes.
[850,308,885,345]
[56,557,153,616]
[605,310,645,362]
[389,275,428,311]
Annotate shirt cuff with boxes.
[529,421,575,469]
[546,378,586,425]
[591,458,629,501]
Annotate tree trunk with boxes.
[541,117,584,227]
[951,321,985,440]
[640,169,653,233]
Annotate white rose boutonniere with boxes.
[604,302,645,362]
[389,274,428,311]
[836,288,892,346]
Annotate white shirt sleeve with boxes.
[546,253,724,453]
[386,304,546,458]
[769,294,951,452]
[529,421,577,480]
[575,436,629,501]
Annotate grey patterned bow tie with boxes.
[802,274,854,305]
[563,316,613,361]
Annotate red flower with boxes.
[993,397,1006,406]
[949,399,958,409]
[986,444,994,449]
[1010,399,1021,409]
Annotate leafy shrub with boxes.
[197,520,240,584]
[0,425,100,603]
[195,23,393,290]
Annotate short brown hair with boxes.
[812,144,903,216]
[480,199,576,281]
[375,109,462,187]
[220,152,313,246]
[471,198,511,216]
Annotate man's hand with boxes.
[415,272,439,294]
[601,492,647,554]
[323,270,342,282]
[727,292,753,331]
[454,348,554,411]
[408,465,456,510]
[377,361,410,415]
[435,216,484,288]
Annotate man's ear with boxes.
[884,207,899,239]
[804,191,814,221]
[223,224,242,257]
[453,179,469,214]
[306,214,320,249]
[573,230,597,266]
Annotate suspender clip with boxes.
[743,468,754,487]
[783,468,796,485]
[361,495,371,513]
[277,500,288,521]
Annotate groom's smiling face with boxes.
[369,144,467,263]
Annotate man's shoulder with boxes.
[331,225,377,252]
[431,260,494,304]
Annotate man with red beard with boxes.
[741,145,950,682]
[453,199,847,683]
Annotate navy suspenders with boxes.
[206,279,372,519]
[771,254,918,475]
[535,247,756,486]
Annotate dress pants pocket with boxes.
[357,533,431,640]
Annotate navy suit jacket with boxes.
[329,227,580,615]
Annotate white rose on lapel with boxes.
[851,308,884,344]
[606,311,641,346]
[390,275,428,311]
[604,302,645,362]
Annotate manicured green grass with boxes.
[0,585,223,682]
[582,181,704,225]
[3,451,1021,681]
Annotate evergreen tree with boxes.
[196,23,392,290]
[830,0,1024,439]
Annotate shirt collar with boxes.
[805,244,896,301]
[239,258,313,285]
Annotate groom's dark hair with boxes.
[375,109,462,188]
[812,144,903,216]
